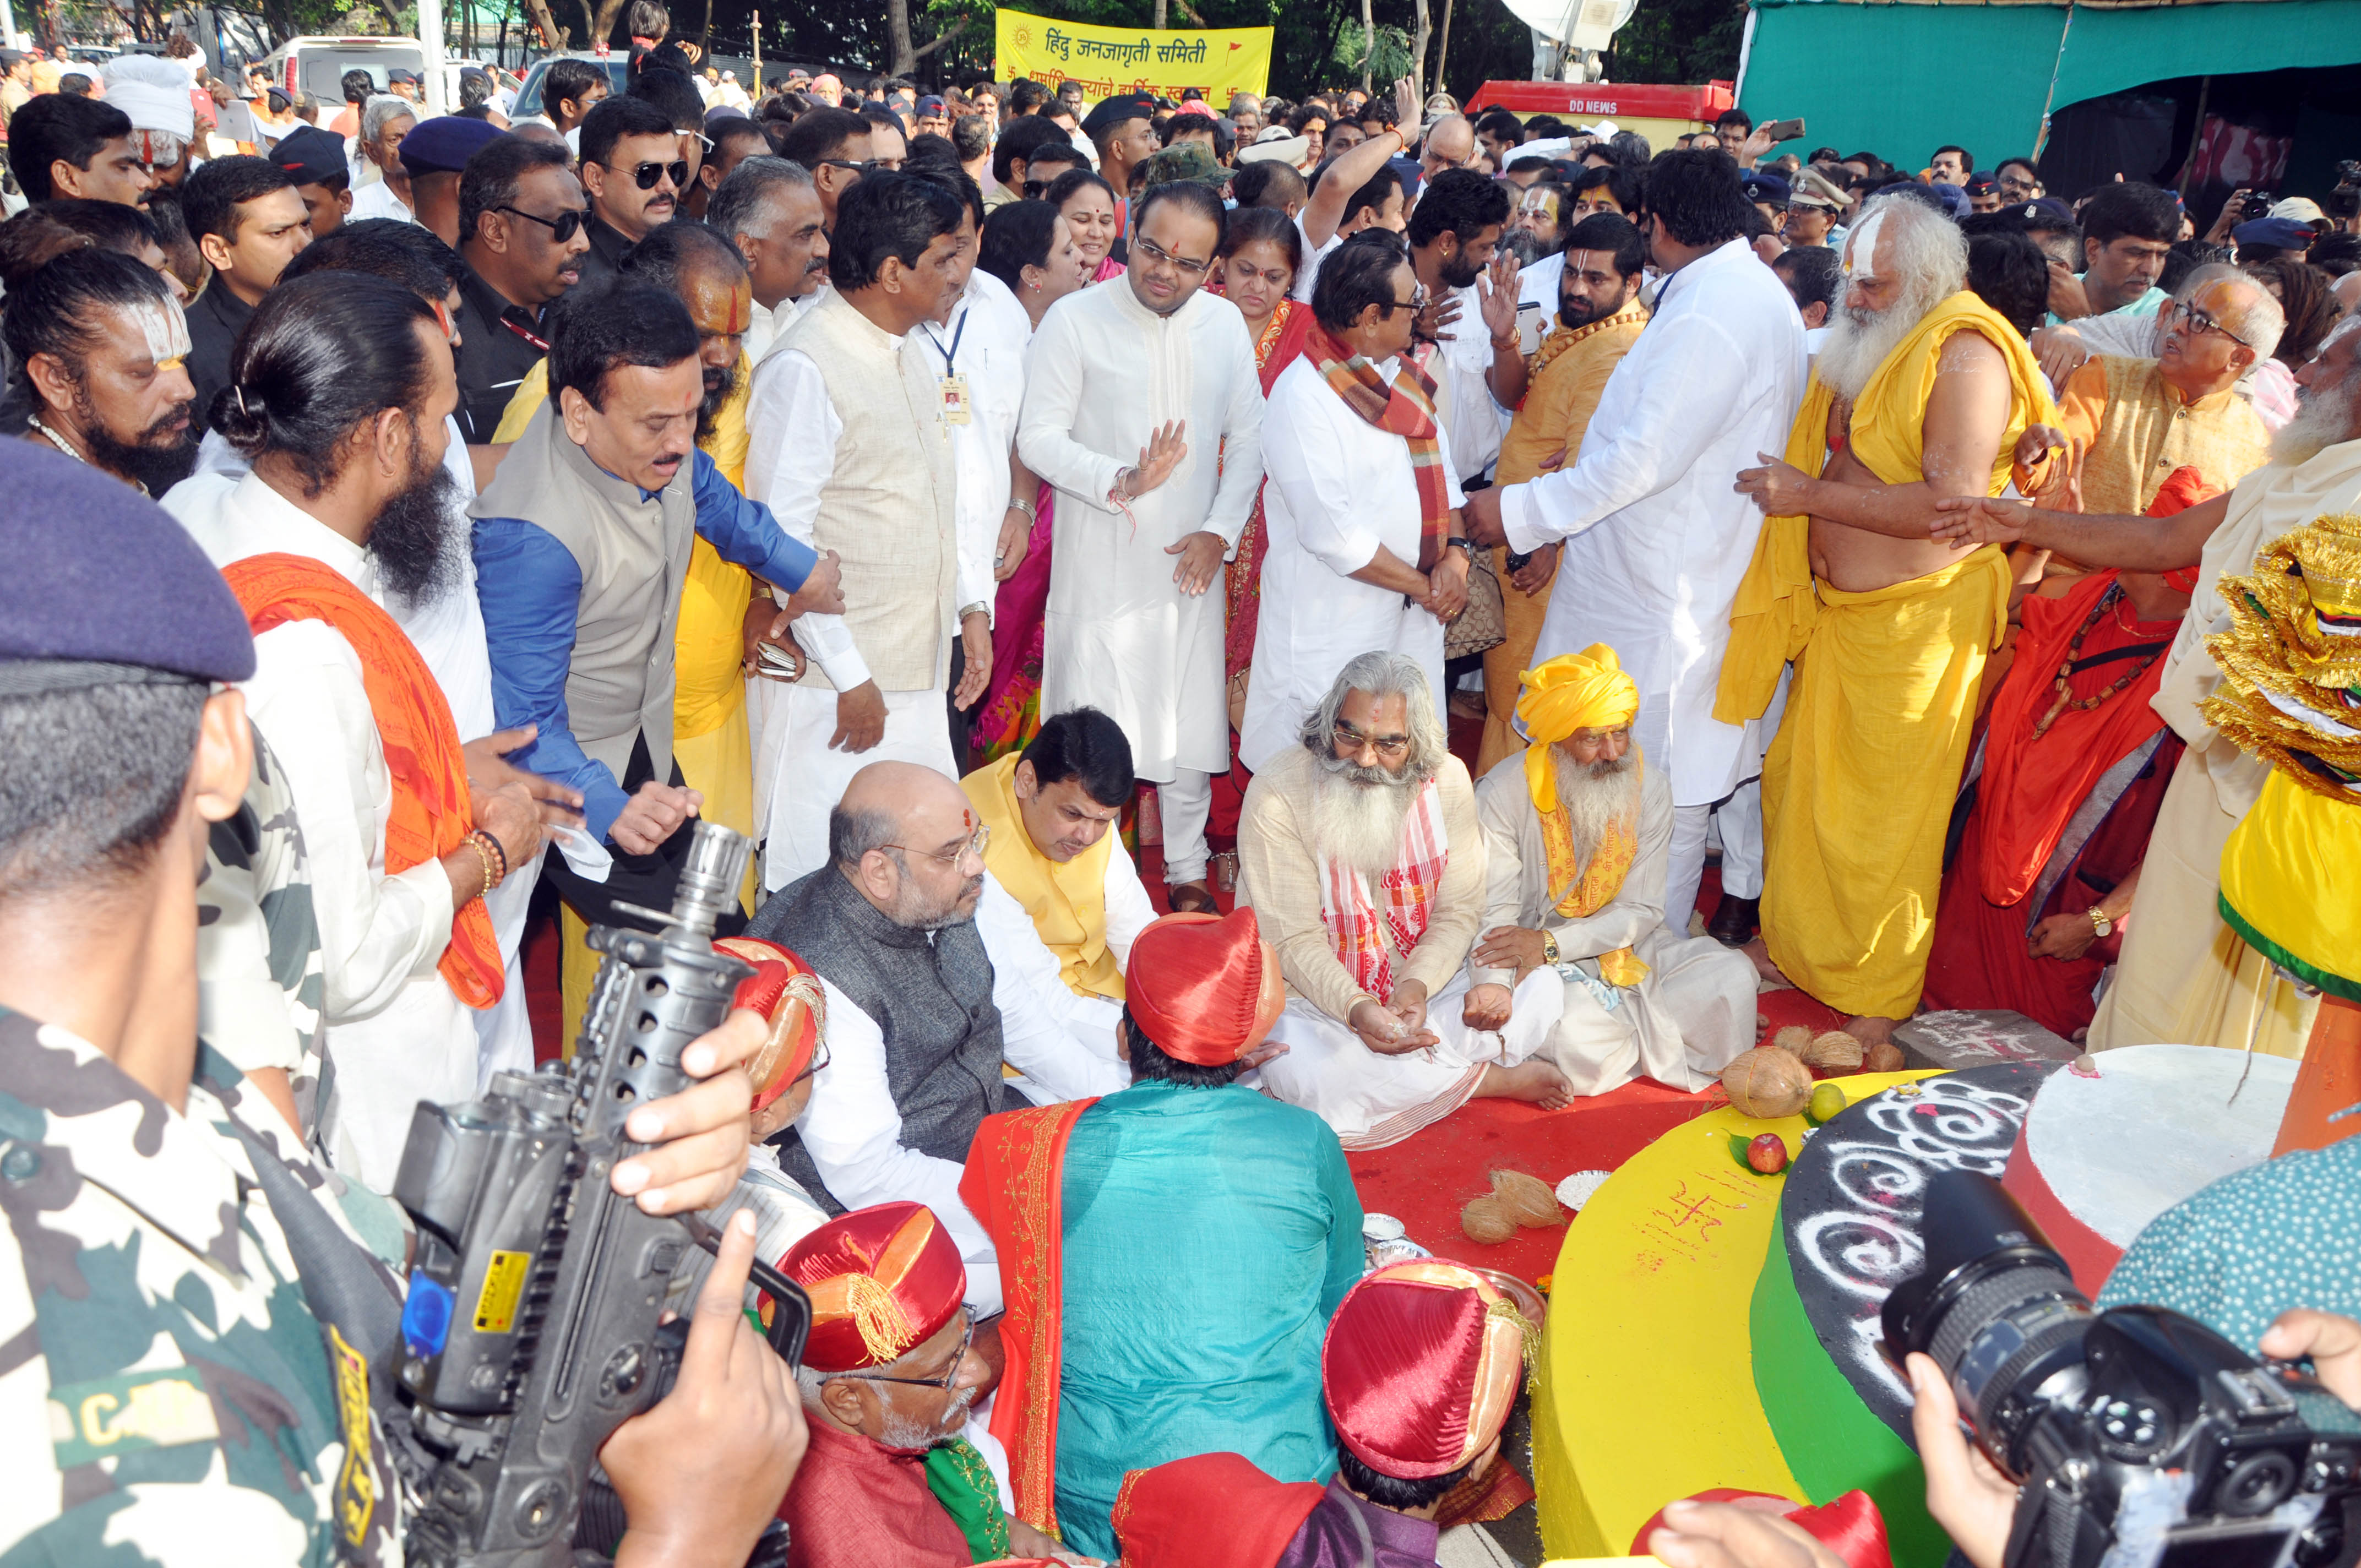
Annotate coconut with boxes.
[1720,1046,1813,1119]
[1490,1169,1563,1228]
[1770,1025,1815,1059]
[1802,1030,1865,1074]
[1460,1194,1519,1244]
[1865,1040,1906,1074]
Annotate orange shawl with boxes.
[959,1097,1097,1535]
[225,553,504,1009]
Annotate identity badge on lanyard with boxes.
[930,312,972,429]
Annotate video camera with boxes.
[387,822,812,1566]
[1884,1171,2361,1568]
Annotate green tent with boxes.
[1735,0,2361,175]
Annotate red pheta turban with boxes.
[780,1202,967,1371]
[1322,1260,1528,1479]
[713,936,825,1111]
[1123,907,1287,1066]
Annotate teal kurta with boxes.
[1053,1079,1366,1555]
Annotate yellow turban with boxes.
[1516,645,1640,816]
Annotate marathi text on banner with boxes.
[993,7,1272,104]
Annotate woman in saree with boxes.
[1047,167,1126,284]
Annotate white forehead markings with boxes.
[1845,209,1886,281]
[131,298,193,363]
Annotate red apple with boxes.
[1746,1133,1789,1175]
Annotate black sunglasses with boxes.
[609,159,688,191]
[498,204,590,242]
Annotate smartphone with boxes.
[1761,117,1805,144]
[756,642,801,677]
[1515,299,1547,357]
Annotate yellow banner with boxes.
[994,8,1272,105]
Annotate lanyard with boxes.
[502,312,551,353]
[924,308,968,374]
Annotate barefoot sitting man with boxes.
[1468,646,1757,1094]
[1238,650,1568,1147]
[1715,192,2058,1049]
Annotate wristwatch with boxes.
[1541,930,1561,966]
[2086,905,2113,939]
[1443,537,1473,556]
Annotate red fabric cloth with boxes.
[1111,1452,1326,1568]
[780,1418,971,1567]
[1322,1262,1521,1479]
[1124,909,1286,1065]
[224,553,504,1008]
[959,1098,1097,1536]
[1923,734,2180,1035]
[1630,1489,1892,1568]
[1973,571,2177,907]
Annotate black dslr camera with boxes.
[1884,1172,2361,1568]
[390,822,812,1566]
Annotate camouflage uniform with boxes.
[196,725,328,1118]
[0,1007,410,1566]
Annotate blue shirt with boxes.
[473,446,817,842]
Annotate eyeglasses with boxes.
[825,1313,975,1390]
[820,157,876,177]
[1375,284,1430,318]
[1133,234,1212,277]
[1333,718,1413,759]
[880,824,991,866]
[498,204,590,242]
[2170,299,2250,349]
[609,159,688,191]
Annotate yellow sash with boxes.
[1535,751,1650,988]
[1715,291,2057,725]
[962,753,1125,1001]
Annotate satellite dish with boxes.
[1499,0,1636,56]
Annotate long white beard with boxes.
[2269,377,2359,469]
[1308,763,1419,881]
[1815,279,1951,404]
[1554,749,1642,879]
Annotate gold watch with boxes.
[1541,930,1561,966]
[2086,905,2113,938]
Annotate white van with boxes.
[254,36,427,116]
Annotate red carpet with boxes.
[519,731,1838,1289]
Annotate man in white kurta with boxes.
[1238,654,1567,1149]
[744,179,989,890]
[1467,649,1756,1096]
[169,468,487,1193]
[1243,233,1465,773]
[1464,156,1808,928]
[1017,184,1264,903]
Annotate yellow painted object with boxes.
[1533,1072,1939,1558]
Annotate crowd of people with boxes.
[3,14,2361,1566]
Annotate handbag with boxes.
[1443,545,1508,660]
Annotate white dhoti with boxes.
[1258,969,1560,1149]
[1537,925,1757,1096]
[758,685,956,891]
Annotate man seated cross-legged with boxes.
[1237,651,1569,1148]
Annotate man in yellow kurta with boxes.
[1717,193,2058,1046]
[497,224,781,1034]
[1479,214,1650,776]
[2036,266,2280,589]
[963,707,1159,1051]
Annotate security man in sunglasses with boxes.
[455,130,596,440]
[576,95,692,287]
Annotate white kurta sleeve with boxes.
[1101,841,1158,972]
[744,350,868,691]
[1470,768,1528,992]
[1201,317,1265,553]
[976,874,1133,1093]
[243,622,456,1025]
[792,977,1002,1313]
[1015,304,1126,505]
[1499,310,1751,556]
[1266,384,1383,577]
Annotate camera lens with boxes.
[1883,1173,2095,1473]
[2219,1450,2298,1517]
